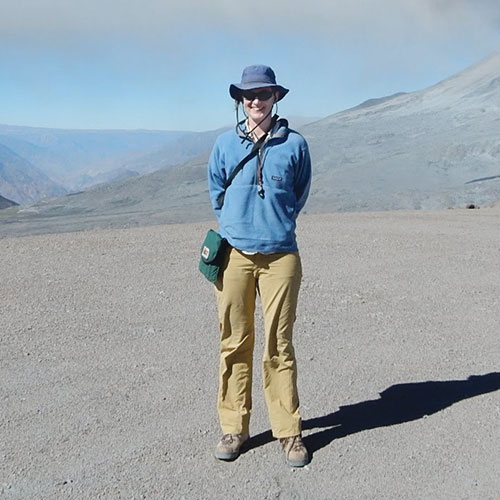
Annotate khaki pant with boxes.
[214,248,302,438]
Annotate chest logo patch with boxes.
[271,175,282,182]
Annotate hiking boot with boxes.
[280,434,309,467]
[214,433,249,461]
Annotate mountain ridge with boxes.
[2,50,500,236]
[0,143,67,204]
[0,193,18,209]
[0,125,228,195]
[300,49,500,212]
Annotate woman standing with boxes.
[208,65,312,467]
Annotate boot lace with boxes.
[221,434,234,445]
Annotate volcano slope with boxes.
[302,50,500,212]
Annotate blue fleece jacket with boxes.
[208,118,311,253]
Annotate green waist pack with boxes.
[199,229,228,283]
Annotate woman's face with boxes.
[242,87,277,125]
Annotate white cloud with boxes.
[1,0,499,47]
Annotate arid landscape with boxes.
[2,29,500,500]
[2,50,500,237]
[1,207,499,499]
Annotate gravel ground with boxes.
[1,208,499,499]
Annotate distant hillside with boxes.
[2,51,500,236]
[32,151,210,220]
[91,127,226,183]
[301,50,500,212]
[0,144,67,204]
[0,125,227,191]
[40,49,500,216]
[0,117,322,199]
[0,193,18,209]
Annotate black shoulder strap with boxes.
[217,114,278,207]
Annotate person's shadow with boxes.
[245,372,500,458]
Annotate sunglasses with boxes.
[241,89,275,101]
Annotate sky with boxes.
[2,0,500,132]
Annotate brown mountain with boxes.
[0,143,66,204]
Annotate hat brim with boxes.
[229,83,289,102]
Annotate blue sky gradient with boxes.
[2,0,500,131]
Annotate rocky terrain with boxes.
[1,208,499,499]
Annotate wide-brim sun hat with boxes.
[229,65,289,102]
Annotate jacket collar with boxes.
[237,116,289,143]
